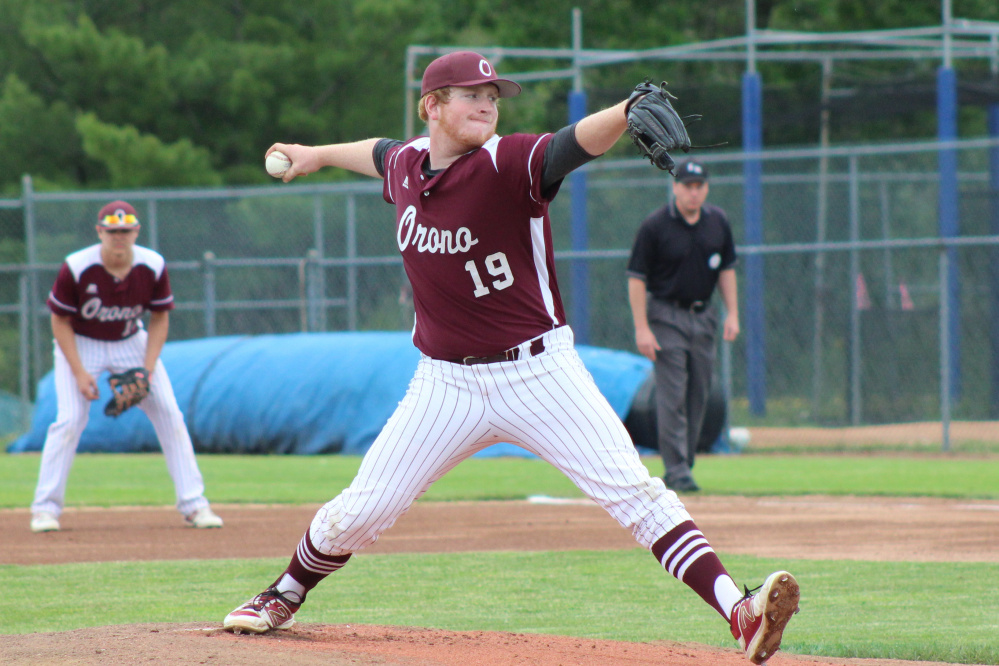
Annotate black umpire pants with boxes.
[647,297,718,486]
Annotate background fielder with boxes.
[224,52,799,664]
[30,200,222,532]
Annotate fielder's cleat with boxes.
[30,512,61,533]
[224,587,301,634]
[730,570,800,664]
[185,506,224,529]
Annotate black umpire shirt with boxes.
[626,201,737,304]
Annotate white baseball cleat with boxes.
[185,506,224,528]
[30,512,60,533]
[730,570,800,664]
[224,587,301,634]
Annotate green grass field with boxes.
[3,452,998,506]
[2,451,997,664]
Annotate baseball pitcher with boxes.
[224,52,798,664]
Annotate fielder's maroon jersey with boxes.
[47,244,174,340]
[383,133,566,360]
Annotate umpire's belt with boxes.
[666,299,708,313]
[453,337,546,365]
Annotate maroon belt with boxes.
[453,338,546,365]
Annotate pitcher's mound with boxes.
[0,622,973,666]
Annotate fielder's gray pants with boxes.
[647,298,718,485]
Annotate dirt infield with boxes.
[3,494,996,665]
[0,622,979,666]
[745,422,999,449]
[4,495,998,565]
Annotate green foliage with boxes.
[767,0,998,31]
[76,113,223,188]
[21,14,176,127]
[1,0,997,193]
[0,74,82,190]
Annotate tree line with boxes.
[1,0,997,195]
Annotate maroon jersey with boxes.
[383,133,566,360]
[47,244,174,340]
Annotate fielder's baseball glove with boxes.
[625,80,692,174]
[104,367,151,417]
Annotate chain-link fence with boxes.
[2,138,998,438]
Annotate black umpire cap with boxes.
[674,160,709,183]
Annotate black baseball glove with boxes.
[625,80,692,174]
[104,367,151,417]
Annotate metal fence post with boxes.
[568,19,590,344]
[306,248,320,332]
[147,199,159,251]
[203,251,216,337]
[848,155,862,426]
[988,103,999,418]
[298,256,308,332]
[312,194,326,331]
[812,57,833,420]
[742,70,767,416]
[938,63,962,400]
[19,274,32,429]
[939,249,951,451]
[879,181,894,306]
[21,174,41,391]
[346,194,358,331]
[720,304,733,434]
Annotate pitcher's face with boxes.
[436,84,499,151]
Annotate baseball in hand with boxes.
[265,151,292,178]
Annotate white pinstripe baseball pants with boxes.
[31,331,209,517]
[310,325,693,556]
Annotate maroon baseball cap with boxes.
[97,200,140,228]
[421,51,521,98]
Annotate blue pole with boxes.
[568,89,589,344]
[988,104,999,417]
[937,66,961,400]
[742,71,766,416]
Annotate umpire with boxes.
[626,160,739,492]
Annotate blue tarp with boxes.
[8,332,652,458]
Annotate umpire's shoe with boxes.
[224,587,301,634]
[667,474,701,493]
[730,571,800,664]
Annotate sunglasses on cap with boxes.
[100,213,140,227]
